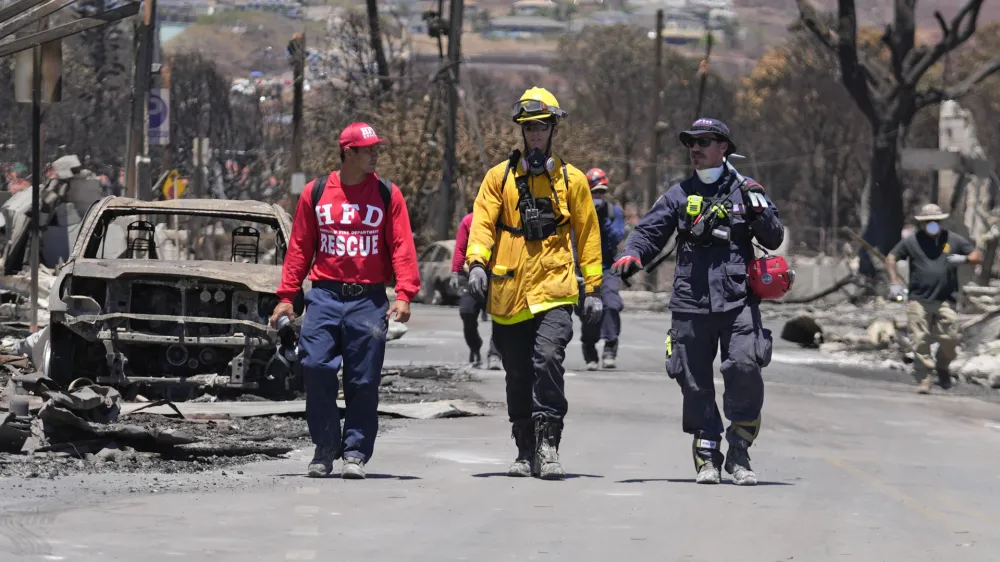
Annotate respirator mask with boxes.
[522,148,555,176]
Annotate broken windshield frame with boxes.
[82,209,289,265]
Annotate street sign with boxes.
[13,40,62,103]
[162,169,186,200]
[149,88,169,145]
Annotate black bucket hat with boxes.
[679,117,737,156]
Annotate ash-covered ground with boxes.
[0,364,491,482]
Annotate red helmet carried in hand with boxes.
[748,255,794,300]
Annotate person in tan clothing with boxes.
[887,203,982,394]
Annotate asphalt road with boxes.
[3,304,1000,561]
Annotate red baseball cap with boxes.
[339,122,387,150]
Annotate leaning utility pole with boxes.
[288,32,305,177]
[436,0,464,241]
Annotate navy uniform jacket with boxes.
[618,172,783,314]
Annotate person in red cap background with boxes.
[271,122,420,479]
[451,207,503,369]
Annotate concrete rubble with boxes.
[772,300,1000,391]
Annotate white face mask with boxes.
[695,165,724,184]
[924,221,940,235]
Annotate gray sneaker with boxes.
[696,462,721,484]
[724,446,757,486]
[586,361,599,371]
[342,456,366,480]
[601,356,616,369]
[307,445,338,478]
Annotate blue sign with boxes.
[149,88,170,145]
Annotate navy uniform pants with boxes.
[458,279,500,359]
[299,283,389,462]
[666,304,772,445]
[492,305,574,423]
[578,271,623,363]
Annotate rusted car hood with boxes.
[68,259,284,293]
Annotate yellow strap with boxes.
[665,335,673,356]
[581,263,603,278]
[492,297,579,325]
[468,243,492,261]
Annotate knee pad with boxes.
[726,417,761,447]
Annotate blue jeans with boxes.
[299,283,389,462]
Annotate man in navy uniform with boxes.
[611,118,784,486]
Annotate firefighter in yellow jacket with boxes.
[466,87,604,480]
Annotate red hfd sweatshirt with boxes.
[277,171,421,303]
[451,212,474,273]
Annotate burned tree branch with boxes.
[904,0,984,86]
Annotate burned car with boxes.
[44,196,303,397]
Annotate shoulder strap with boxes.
[378,176,393,212]
[310,175,327,210]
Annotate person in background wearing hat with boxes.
[271,122,420,479]
[465,87,604,480]
[887,203,982,394]
[576,168,626,370]
[611,118,784,486]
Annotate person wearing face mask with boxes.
[574,168,626,370]
[610,118,784,486]
[887,203,982,394]
[465,87,604,480]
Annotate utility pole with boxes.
[643,10,664,291]
[436,0,463,241]
[646,9,663,212]
[29,42,41,333]
[694,23,713,118]
[288,32,305,178]
[124,0,156,198]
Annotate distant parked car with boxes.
[415,240,460,305]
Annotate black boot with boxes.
[724,420,760,486]
[692,433,723,484]
[507,421,534,477]
[533,418,566,480]
[469,349,482,367]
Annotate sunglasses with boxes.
[522,121,553,132]
[683,137,718,148]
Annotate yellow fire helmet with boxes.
[511,87,568,123]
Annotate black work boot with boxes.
[725,421,760,486]
[692,435,723,484]
[936,367,952,390]
[582,343,599,371]
[507,421,535,477]
[533,419,566,480]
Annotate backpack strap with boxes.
[377,176,392,212]
[310,175,327,210]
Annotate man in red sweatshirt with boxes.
[451,211,501,369]
[270,122,420,480]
